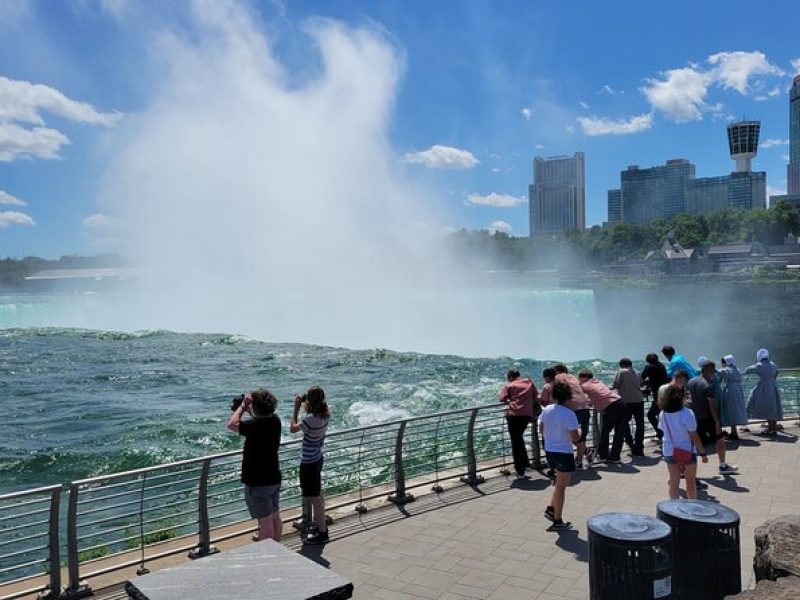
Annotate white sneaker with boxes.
[719,463,739,475]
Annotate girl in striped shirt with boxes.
[291,386,331,544]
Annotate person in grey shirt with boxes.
[611,358,645,456]
[687,362,738,475]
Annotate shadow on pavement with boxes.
[298,544,331,568]
[701,475,750,494]
[555,529,589,563]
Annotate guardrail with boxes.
[1,369,799,599]
[0,485,61,600]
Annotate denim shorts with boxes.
[546,451,577,473]
[664,454,698,465]
[244,484,281,518]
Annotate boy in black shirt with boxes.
[227,388,283,541]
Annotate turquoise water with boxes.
[0,326,621,492]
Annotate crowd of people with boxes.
[498,346,784,532]
[226,386,331,545]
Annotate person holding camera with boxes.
[227,389,283,542]
[291,386,331,545]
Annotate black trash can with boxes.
[656,500,740,599]
[588,512,673,600]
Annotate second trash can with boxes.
[588,512,673,599]
[656,499,740,599]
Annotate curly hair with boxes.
[251,388,277,417]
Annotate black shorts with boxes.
[546,451,576,473]
[299,458,324,497]
[696,417,722,447]
[575,409,590,443]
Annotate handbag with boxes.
[662,413,693,465]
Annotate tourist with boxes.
[553,364,591,468]
[745,348,783,435]
[662,345,698,379]
[658,384,708,499]
[540,380,580,531]
[658,369,690,407]
[539,367,556,407]
[718,355,748,440]
[611,358,645,456]
[291,386,331,544]
[686,362,738,474]
[641,353,670,442]
[578,370,625,464]
[227,389,283,542]
[498,369,539,479]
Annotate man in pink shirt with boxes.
[499,368,539,479]
[553,364,590,468]
[578,369,626,464]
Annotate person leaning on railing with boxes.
[498,368,539,480]
[227,388,283,542]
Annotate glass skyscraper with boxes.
[607,189,622,223]
[789,75,800,195]
[529,152,585,236]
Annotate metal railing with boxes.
[1,369,799,599]
[0,485,61,600]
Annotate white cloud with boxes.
[0,189,26,206]
[534,143,545,149]
[579,100,590,109]
[491,167,501,173]
[0,76,120,162]
[768,87,780,97]
[0,211,35,228]
[760,138,789,148]
[0,122,69,161]
[642,51,785,123]
[521,107,533,121]
[402,144,478,169]
[488,220,512,234]
[707,51,784,94]
[642,67,712,122]
[83,213,117,228]
[466,193,526,207]
[577,113,653,136]
[600,85,621,95]
[767,184,786,198]
[565,124,575,134]
[0,76,121,126]
[792,59,800,74]
[782,154,790,162]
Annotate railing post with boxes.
[40,487,62,599]
[354,429,368,513]
[530,416,542,470]
[189,459,218,559]
[460,408,484,486]
[387,421,414,504]
[64,483,91,599]
[431,415,444,493]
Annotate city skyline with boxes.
[0,1,799,256]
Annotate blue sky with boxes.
[0,0,799,257]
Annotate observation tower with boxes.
[727,119,760,173]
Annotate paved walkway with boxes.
[306,424,799,600]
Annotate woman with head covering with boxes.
[745,348,783,435]
[718,354,748,439]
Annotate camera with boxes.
[231,394,245,412]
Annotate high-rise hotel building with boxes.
[768,74,800,207]
[529,152,585,236]
[608,121,766,224]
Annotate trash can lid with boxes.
[657,500,739,525]
[587,512,671,541]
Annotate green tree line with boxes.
[450,203,800,271]
[0,254,127,287]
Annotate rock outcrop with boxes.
[726,576,800,599]
[753,515,800,582]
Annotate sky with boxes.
[0,0,799,258]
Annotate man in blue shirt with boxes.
[662,345,698,379]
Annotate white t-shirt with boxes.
[658,408,697,457]
[541,404,579,454]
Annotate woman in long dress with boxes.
[745,348,782,435]
[718,354,748,439]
